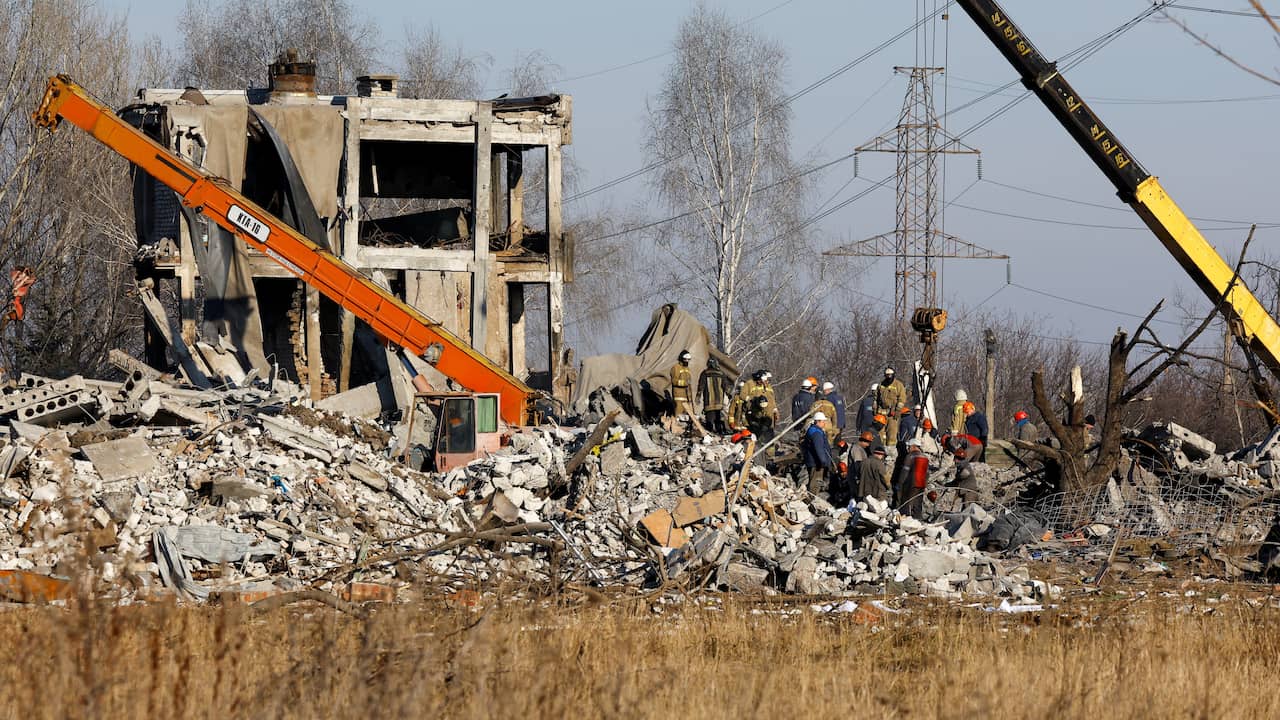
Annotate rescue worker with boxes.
[745,394,775,445]
[727,380,747,430]
[858,445,891,503]
[1012,410,1038,443]
[801,411,836,495]
[819,381,847,432]
[918,418,941,456]
[951,389,969,434]
[842,430,875,504]
[760,371,780,429]
[870,413,888,445]
[791,377,816,422]
[855,384,877,432]
[947,445,980,504]
[896,439,930,518]
[891,406,919,488]
[697,357,728,434]
[874,367,908,446]
[939,432,983,505]
[897,406,920,448]
[962,401,989,462]
[668,350,694,432]
[810,392,838,443]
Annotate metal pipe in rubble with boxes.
[397,349,435,393]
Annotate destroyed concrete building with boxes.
[126,51,574,403]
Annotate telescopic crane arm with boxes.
[956,0,1280,381]
[34,75,533,425]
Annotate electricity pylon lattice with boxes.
[826,67,1007,324]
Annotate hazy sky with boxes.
[100,0,1280,356]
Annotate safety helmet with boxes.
[807,376,819,387]
[955,389,968,402]
[679,350,692,362]
[906,438,922,449]
[872,413,887,425]
[762,371,772,382]
[922,418,934,430]
[707,357,719,369]
[900,407,912,416]
[962,401,976,414]
[822,381,834,392]
[883,367,895,376]
[812,411,828,422]
[869,383,878,393]
[801,378,814,389]
[752,370,766,382]
[913,404,922,412]
[1013,410,1029,422]
[858,431,875,443]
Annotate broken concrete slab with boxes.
[80,436,157,482]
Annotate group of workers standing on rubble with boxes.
[667,351,1042,520]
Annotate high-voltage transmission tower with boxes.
[826,66,1007,335]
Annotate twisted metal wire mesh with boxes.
[1023,473,1280,550]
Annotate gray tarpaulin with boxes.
[571,304,739,416]
[167,104,271,373]
[152,525,281,600]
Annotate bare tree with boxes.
[1163,2,1280,87]
[0,0,151,377]
[177,0,377,94]
[645,6,814,365]
[398,24,491,99]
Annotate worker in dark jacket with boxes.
[962,401,989,462]
[854,384,877,432]
[697,357,728,434]
[791,377,816,422]
[896,439,930,518]
[857,445,891,503]
[801,412,836,495]
[819,381,847,431]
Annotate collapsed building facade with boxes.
[126,52,574,403]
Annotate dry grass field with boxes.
[1,589,1278,719]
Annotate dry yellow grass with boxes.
[0,591,1277,719]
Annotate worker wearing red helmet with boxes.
[1012,410,1039,443]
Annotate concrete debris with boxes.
[11,366,1275,606]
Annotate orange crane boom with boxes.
[34,75,533,425]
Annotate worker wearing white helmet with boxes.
[818,380,847,432]
[801,411,836,495]
[791,376,817,422]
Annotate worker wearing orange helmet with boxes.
[962,400,989,462]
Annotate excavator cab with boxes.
[404,391,505,473]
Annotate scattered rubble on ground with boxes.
[0,367,1277,608]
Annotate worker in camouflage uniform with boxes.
[697,357,728,434]
[874,367,908,448]
[810,391,838,443]
[668,350,695,433]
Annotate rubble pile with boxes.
[0,371,1052,603]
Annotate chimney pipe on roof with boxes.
[356,74,399,98]
[268,48,316,103]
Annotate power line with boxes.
[979,178,1280,227]
[1166,3,1280,19]
[946,74,1280,105]
[565,4,949,203]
